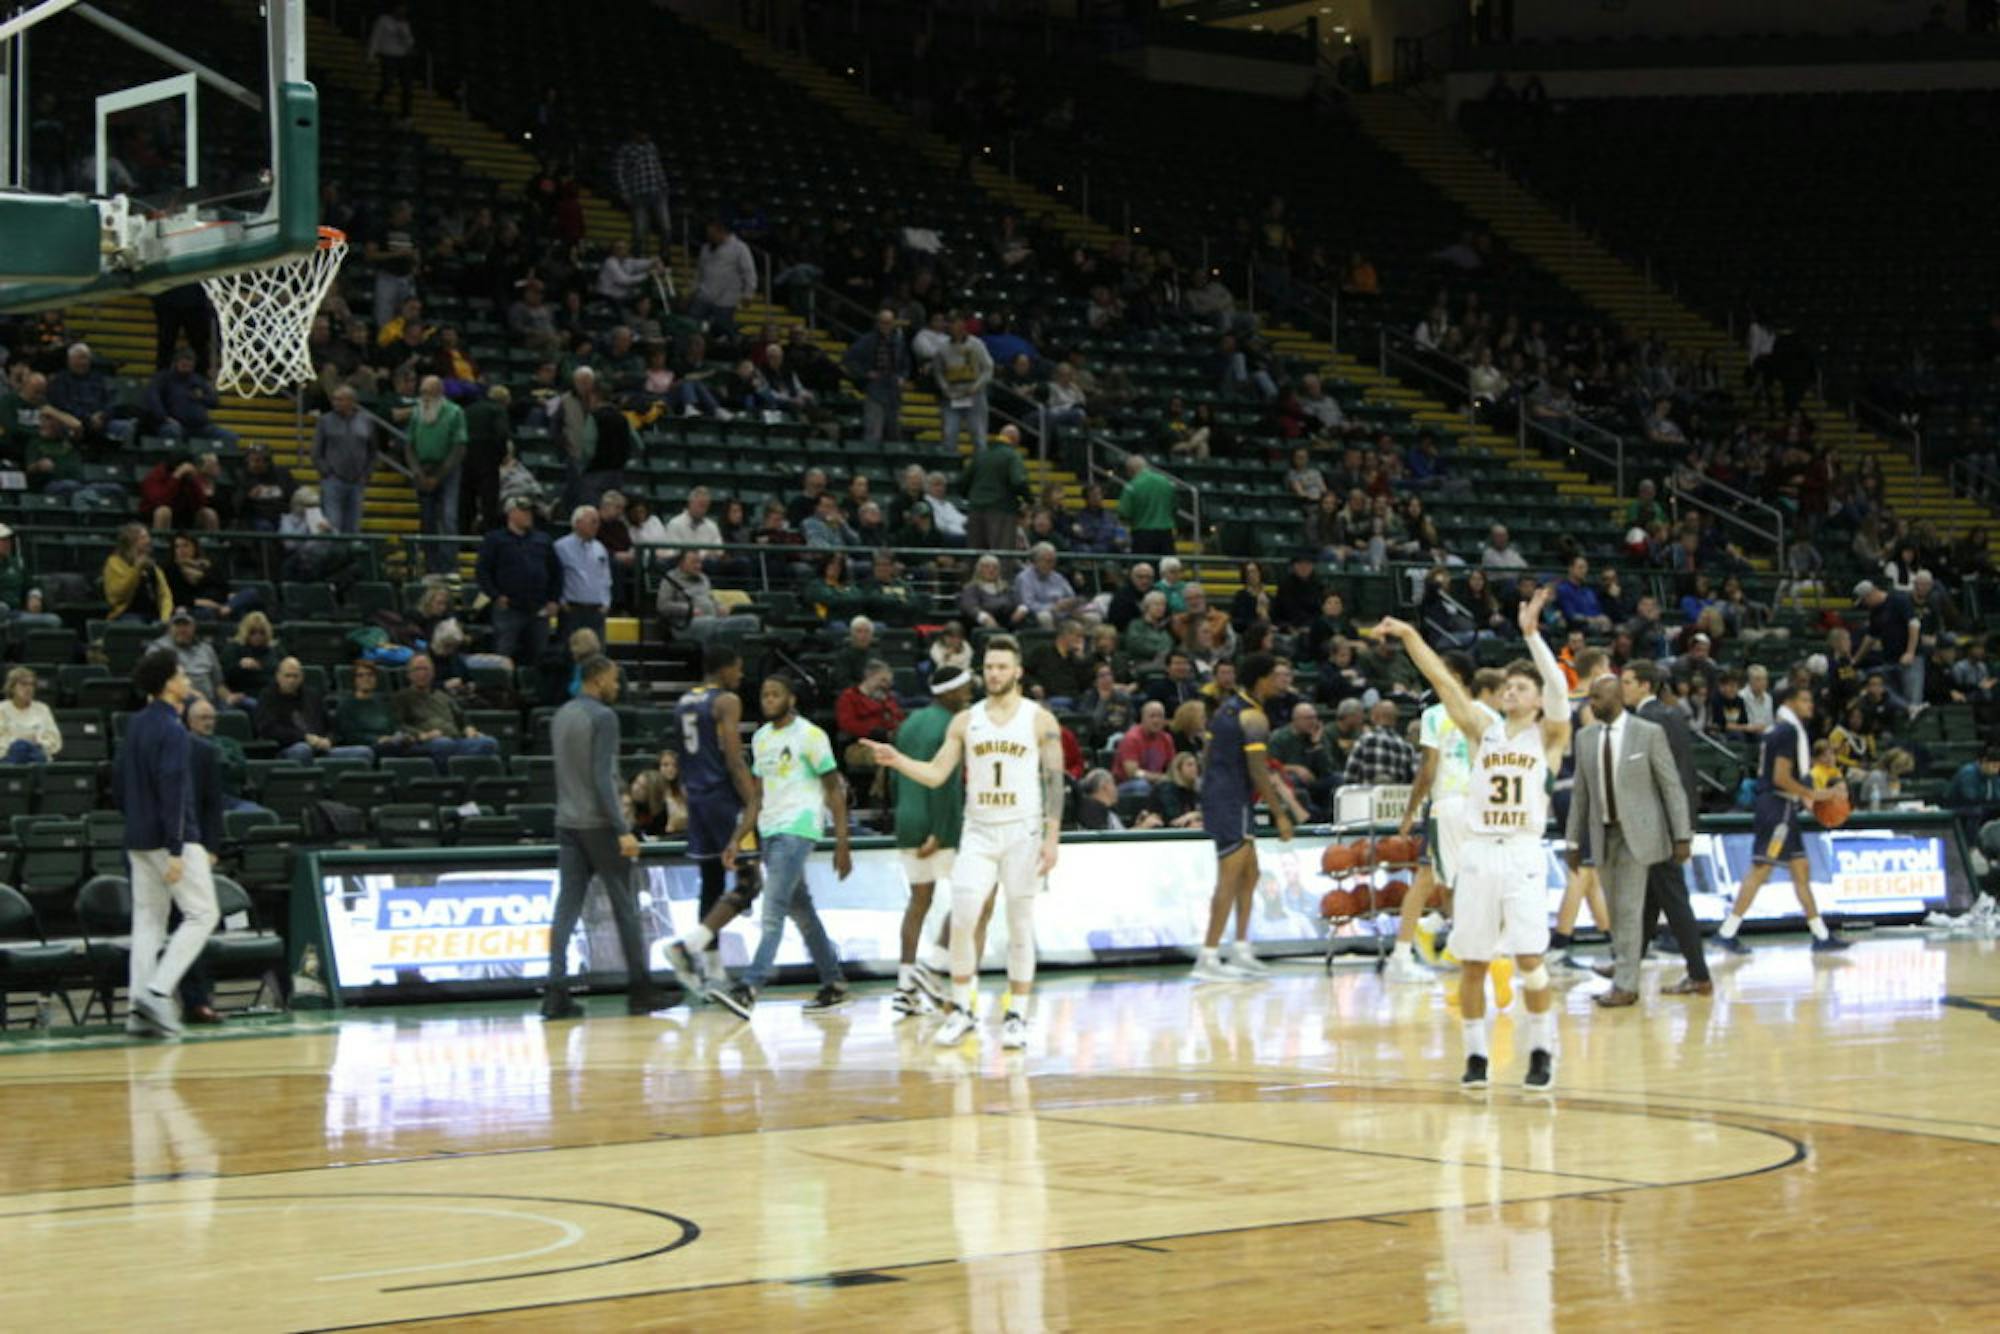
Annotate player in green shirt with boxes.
[714,675,853,1018]
[890,667,972,1016]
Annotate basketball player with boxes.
[1191,653,1294,981]
[890,666,973,1015]
[862,636,1064,1051]
[664,647,762,996]
[1549,649,1614,970]
[1714,680,1849,954]
[1387,654,1502,985]
[1377,586,1568,1090]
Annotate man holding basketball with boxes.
[1191,653,1294,982]
[1714,680,1850,954]
[1388,654,1503,985]
[1377,587,1568,1090]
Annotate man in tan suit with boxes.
[1564,675,1693,1007]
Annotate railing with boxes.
[1948,457,1998,511]
[1081,437,1202,555]
[1666,475,1785,565]
[1850,393,1926,482]
[1377,326,1474,411]
[288,396,417,481]
[1521,409,1627,498]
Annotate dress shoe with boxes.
[539,994,585,1021]
[1593,988,1639,1008]
[1592,962,1615,980]
[185,1005,223,1025]
[1664,976,1713,996]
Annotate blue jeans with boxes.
[739,833,846,992]
[44,479,130,507]
[157,421,240,447]
[418,734,500,773]
[940,390,988,450]
[322,476,366,535]
[278,741,376,765]
[2,740,48,764]
[491,602,550,665]
[417,466,462,575]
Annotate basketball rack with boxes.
[1318,784,1421,973]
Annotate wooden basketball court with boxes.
[3,935,1997,1330]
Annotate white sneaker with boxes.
[892,987,936,1018]
[1226,943,1273,976]
[131,990,183,1037]
[933,1006,977,1046]
[1000,1011,1028,1050]
[1191,956,1248,983]
[1384,953,1436,985]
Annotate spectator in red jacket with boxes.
[836,657,905,743]
[142,449,222,532]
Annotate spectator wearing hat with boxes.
[149,608,244,709]
[476,497,560,666]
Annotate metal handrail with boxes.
[1377,326,1475,408]
[1083,435,1202,552]
[1522,409,1627,497]
[1849,393,1926,481]
[1666,477,1785,564]
[1948,457,1999,510]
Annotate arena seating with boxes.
[0,2,1995,1000]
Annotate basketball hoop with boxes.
[202,226,348,397]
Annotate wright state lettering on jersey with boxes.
[1470,720,1550,836]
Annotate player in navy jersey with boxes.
[663,646,764,994]
[1191,653,1294,982]
[1714,680,1849,953]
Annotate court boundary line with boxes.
[294,1106,1812,1332]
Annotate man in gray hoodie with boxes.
[934,315,993,451]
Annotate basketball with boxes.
[1348,838,1377,868]
[1378,834,1417,865]
[1320,887,1359,919]
[1814,791,1853,829]
[1380,879,1409,910]
[1321,843,1358,875]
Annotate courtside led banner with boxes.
[312,823,1963,1002]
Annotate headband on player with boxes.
[931,667,972,694]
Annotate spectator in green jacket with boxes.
[406,375,468,575]
[1118,452,1178,557]
[188,696,273,816]
[961,423,1029,553]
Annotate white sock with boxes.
[683,923,714,953]
[1525,1009,1555,1054]
[1005,989,1028,1017]
[897,963,916,990]
[1229,938,1255,958]
[957,980,979,1014]
[1197,946,1219,966]
[1807,916,1830,941]
[1719,913,1743,939]
[1421,911,1446,934]
[701,949,725,980]
[921,942,951,972]
[1391,940,1413,962]
[1462,1017,1490,1059]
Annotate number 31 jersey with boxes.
[1469,718,1549,840]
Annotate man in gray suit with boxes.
[1565,673,1693,1007]
[1627,660,1713,995]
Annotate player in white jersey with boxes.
[862,636,1064,1052]
[1388,653,1503,984]
[1377,585,1570,1090]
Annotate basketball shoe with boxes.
[934,1005,977,1046]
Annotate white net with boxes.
[202,228,349,397]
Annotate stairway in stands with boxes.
[697,24,1625,590]
[1349,93,2000,565]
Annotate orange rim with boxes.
[317,225,347,249]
